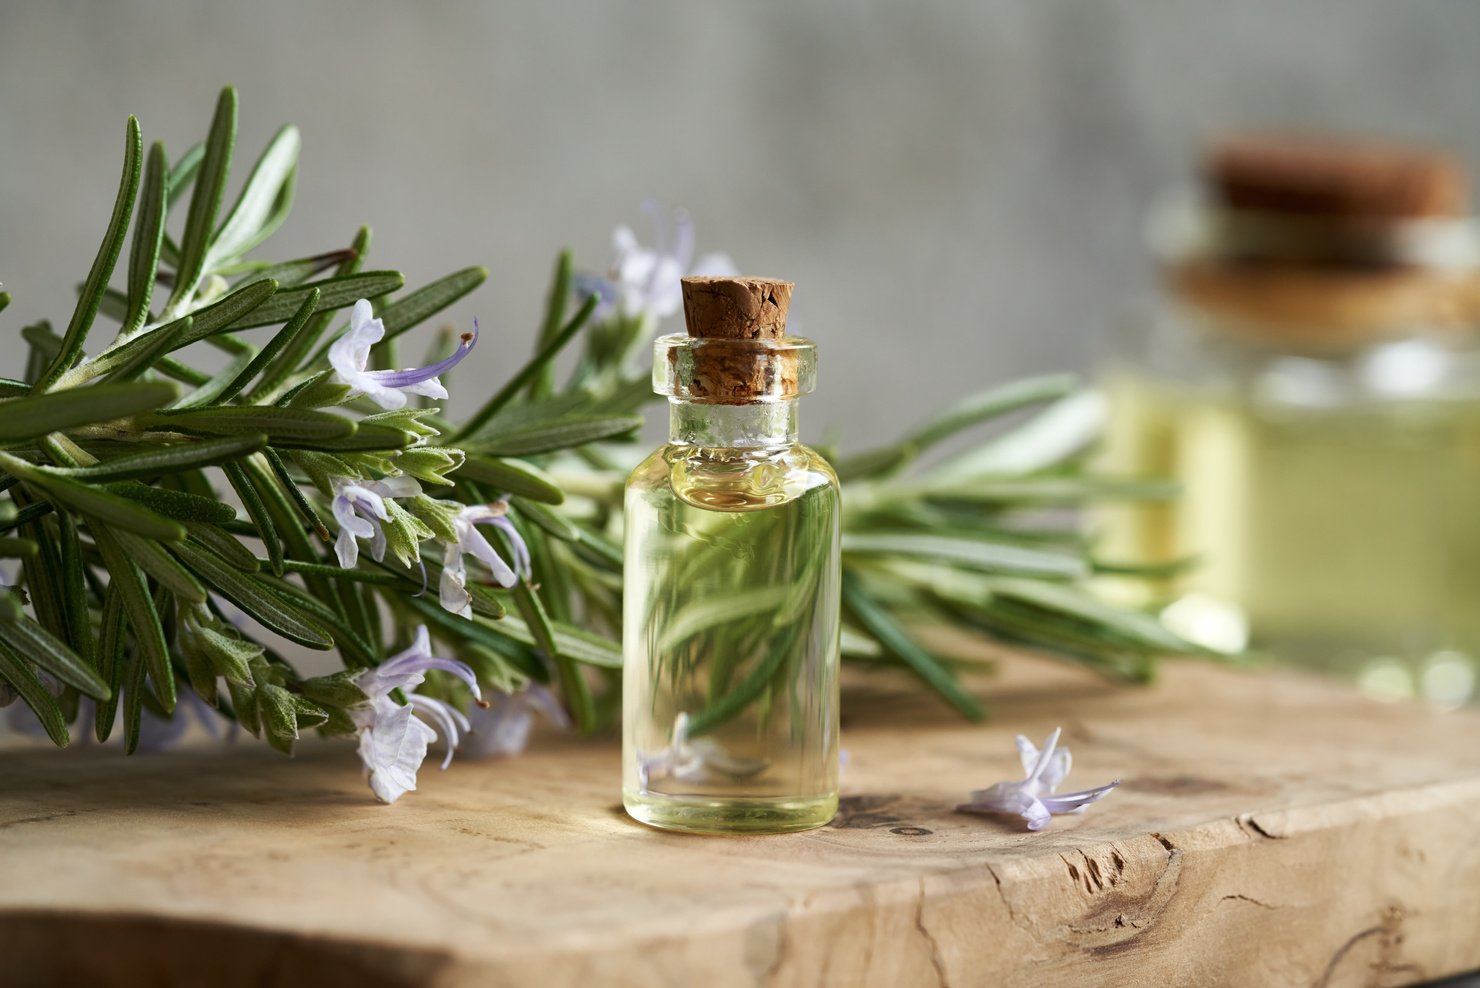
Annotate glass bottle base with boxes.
[623,790,838,835]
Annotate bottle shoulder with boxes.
[627,442,839,510]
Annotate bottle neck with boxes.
[668,399,799,447]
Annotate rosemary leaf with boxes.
[36,116,143,390]
[842,532,1088,579]
[223,460,282,576]
[101,316,191,383]
[205,124,300,269]
[455,456,564,504]
[529,250,572,400]
[93,526,175,712]
[841,571,985,721]
[511,497,581,542]
[0,380,176,442]
[0,640,70,745]
[464,414,642,457]
[372,265,487,350]
[55,511,96,666]
[0,455,185,542]
[0,605,112,701]
[121,141,169,339]
[145,405,356,445]
[165,87,237,317]
[104,482,236,524]
[57,434,267,482]
[93,586,125,742]
[226,271,404,331]
[212,289,320,405]
[107,527,207,603]
[183,521,260,573]
[169,539,333,650]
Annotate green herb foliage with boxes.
[0,90,1211,753]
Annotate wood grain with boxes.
[2,654,1478,988]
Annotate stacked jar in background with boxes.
[1099,134,1480,706]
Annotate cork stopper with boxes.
[681,277,793,340]
[1207,133,1468,220]
[657,277,807,403]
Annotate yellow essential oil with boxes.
[1101,358,1480,667]
[622,277,842,834]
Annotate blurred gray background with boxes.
[2,1,1479,445]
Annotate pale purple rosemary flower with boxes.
[351,625,483,804]
[461,684,570,758]
[636,712,702,789]
[330,475,422,569]
[583,203,736,323]
[636,712,766,791]
[956,727,1120,831]
[329,299,478,410]
[438,502,529,618]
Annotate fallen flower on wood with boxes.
[956,727,1120,831]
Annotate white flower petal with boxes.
[359,699,434,804]
[439,544,472,617]
[460,526,517,587]
[397,376,449,400]
[1040,747,1072,791]
[335,528,360,569]
[350,299,378,336]
[360,380,410,410]
[408,695,470,770]
[338,514,376,539]
[1015,734,1039,777]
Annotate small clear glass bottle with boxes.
[622,276,842,834]
[1100,134,1480,698]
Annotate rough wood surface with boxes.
[3,654,1479,988]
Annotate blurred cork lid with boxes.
[1172,261,1480,349]
[1171,133,1480,346]
[1207,133,1469,220]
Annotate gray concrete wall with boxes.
[3,1,1478,444]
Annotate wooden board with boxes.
[3,653,1480,988]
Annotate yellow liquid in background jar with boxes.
[622,443,841,834]
[1099,367,1480,680]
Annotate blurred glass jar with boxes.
[1099,134,1480,702]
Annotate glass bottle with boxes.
[622,276,842,834]
[1100,134,1480,702]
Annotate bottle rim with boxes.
[652,334,817,402]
